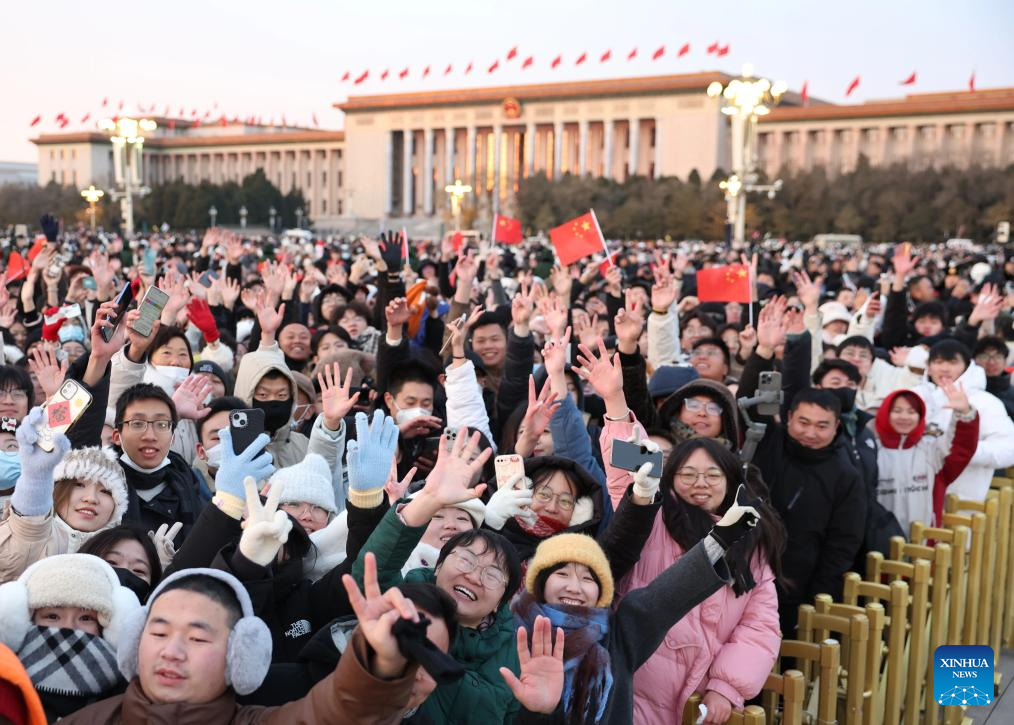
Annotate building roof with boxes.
[762,87,1014,123]
[30,129,344,148]
[336,71,739,112]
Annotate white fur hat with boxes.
[818,301,852,326]
[270,454,336,514]
[0,553,140,651]
[53,447,129,524]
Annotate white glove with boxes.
[627,428,661,500]
[238,476,294,567]
[148,522,183,569]
[484,474,536,530]
[710,484,762,551]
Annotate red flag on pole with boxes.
[492,213,523,244]
[551,55,562,69]
[401,228,409,262]
[599,49,611,62]
[381,69,390,80]
[716,44,730,57]
[969,72,976,92]
[800,81,809,105]
[549,211,607,266]
[465,62,473,74]
[118,100,124,111]
[575,52,587,65]
[444,64,453,75]
[101,97,108,107]
[627,48,637,60]
[652,45,665,60]
[5,252,29,282]
[354,70,369,84]
[341,71,350,82]
[521,56,534,69]
[845,75,861,96]
[423,65,431,78]
[706,42,719,54]
[80,113,90,124]
[899,71,917,85]
[696,264,752,303]
[28,115,41,127]
[399,67,409,79]
[312,113,319,126]
[598,251,620,276]
[488,59,499,73]
[678,43,690,57]
[506,46,518,61]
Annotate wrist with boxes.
[617,339,638,355]
[756,345,774,359]
[213,491,245,519]
[370,652,408,680]
[513,323,530,338]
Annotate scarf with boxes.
[119,453,170,492]
[516,513,569,539]
[784,434,837,464]
[18,626,123,697]
[511,591,613,724]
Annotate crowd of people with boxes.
[0,217,1012,724]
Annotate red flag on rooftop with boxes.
[716,44,730,57]
[58,118,69,129]
[551,55,562,69]
[899,71,917,86]
[381,69,390,80]
[312,112,319,126]
[845,75,860,96]
[465,62,473,74]
[422,66,431,78]
[488,59,499,73]
[549,211,607,266]
[193,119,202,128]
[354,70,369,84]
[627,48,637,60]
[29,115,40,127]
[492,213,523,244]
[444,64,453,75]
[652,45,665,60]
[55,113,66,122]
[118,100,124,110]
[800,80,809,105]
[521,56,533,69]
[399,67,409,79]
[600,49,611,63]
[575,52,587,65]
[678,43,690,57]
[341,71,350,82]
[507,46,518,61]
[80,113,90,124]
[219,115,227,127]
[706,42,719,54]
[168,119,176,130]
[101,97,108,107]
[969,71,976,92]
[697,264,752,303]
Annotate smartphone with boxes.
[494,454,526,490]
[82,276,97,291]
[36,380,93,452]
[610,439,664,479]
[130,286,170,337]
[198,270,219,288]
[443,426,458,453]
[142,248,157,276]
[101,282,135,343]
[757,371,783,416]
[229,409,266,456]
[420,435,442,459]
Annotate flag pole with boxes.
[747,260,754,328]
[491,212,497,247]
[589,209,612,267]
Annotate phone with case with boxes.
[101,282,134,343]
[36,380,93,451]
[130,286,170,337]
[229,409,266,456]
[494,454,526,490]
[610,439,664,478]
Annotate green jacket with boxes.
[353,506,521,724]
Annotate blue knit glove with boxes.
[11,407,71,517]
[346,410,399,508]
[214,427,274,499]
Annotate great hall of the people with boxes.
[31,71,1014,234]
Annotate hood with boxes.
[233,343,298,418]
[921,359,986,394]
[657,378,741,446]
[875,389,926,449]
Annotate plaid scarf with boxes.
[17,626,123,697]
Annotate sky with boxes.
[2,0,1012,163]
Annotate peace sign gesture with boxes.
[238,476,293,567]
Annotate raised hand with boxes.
[217,276,241,310]
[124,308,160,362]
[148,522,183,569]
[941,381,972,414]
[172,375,213,420]
[346,410,401,495]
[499,616,565,715]
[449,306,485,360]
[87,250,114,298]
[516,376,562,457]
[604,265,622,297]
[511,280,536,335]
[453,250,478,296]
[257,295,286,341]
[341,553,420,678]
[385,465,417,505]
[537,294,568,342]
[158,267,190,324]
[238,476,293,567]
[549,265,572,300]
[407,430,490,520]
[327,261,349,287]
[385,296,411,332]
[756,296,788,356]
[317,362,360,429]
[574,338,623,403]
[484,473,535,530]
[651,270,679,312]
[614,295,645,352]
[90,299,128,361]
[10,407,71,516]
[792,270,822,312]
[187,298,220,343]
[0,299,17,329]
[710,484,762,551]
[572,311,600,350]
[969,283,1004,326]
[225,234,243,265]
[541,326,571,378]
[214,427,274,499]
[27,345,68,401]
[891,242,918,283]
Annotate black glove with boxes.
[39,213,59,243]
[710,484,762,551]
[379,231,405,269]
[392,613,464,685]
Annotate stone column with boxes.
[525,122,536,177]
[628,119,640,177]
[492,124,502,212]
[466,126,477,189]
[553,121,563,179]
[578,119,589,176]
[602,120,614,179]
[445,127,455,183]
[385,132,394,215]
[423,128,434,215]
[402,129,414,216]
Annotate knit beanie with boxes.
[525,533,614,607]
[52,447,129,524]
[270,454,336,514]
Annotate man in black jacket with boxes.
[973,336,1014,421]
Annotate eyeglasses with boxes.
[446,549,508,590]
[280,502,330,518]
[683,399,722,416]
[0,389,28,403]
[676,467,726,486]
[119,419,174,434]
[691,348,723,359]
[841,350,872,361]
[975,353,1006,363]
[533,485,575,511]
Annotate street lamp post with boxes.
[443,179,473,230]
[295,207,304,229]
[209,205,218,228]
[707,65,787,248]
[239,205,248,229]
[80,185,105,232]
[268,206,277,232]
[98,116,156,237]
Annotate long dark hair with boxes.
[79,524,163,586]
[661,438,786,595]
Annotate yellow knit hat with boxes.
[525,533,614,607]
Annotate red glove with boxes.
[42,306,66,342]
[187,298,219,343]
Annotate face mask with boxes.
[827,386,857,413]
[0,451,21,489]
[143,365,190,397]
[254,399,292,433]
[393,403,431,426]
[113,566,152,603]
[204,443,223,469]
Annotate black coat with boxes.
[986,374,1014,421]
[118,451,206,545]
[752,424,866,635]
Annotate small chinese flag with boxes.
[716,44,730,57]
[399,67,409,79]
[488,59,499,73]
[507,46,518,61]
[800,80,809,105]
[522,56,534,69]
[627,48,637,60]
[465,62,473,74]
[341,71,350,82]
[652,45,665,60]
[29,115,41,127]
[575,52,587,65]
[598,251,620,276]
[354,70,369,84]
[707,42,719,54]
[549,211,606,266]
[696,264,752,303]
[551,55,562,68]
[678,43,690,57]
[845,75,861,96]
[381,69,390,80]
[423,65,431,78]
[899,71,917,86]
[492,213,523,245]
[444,64,453,75]
[5,252,28,282]
[599,49,611,63]
[451,231,465,252]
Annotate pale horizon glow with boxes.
[2,0,1011,164]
